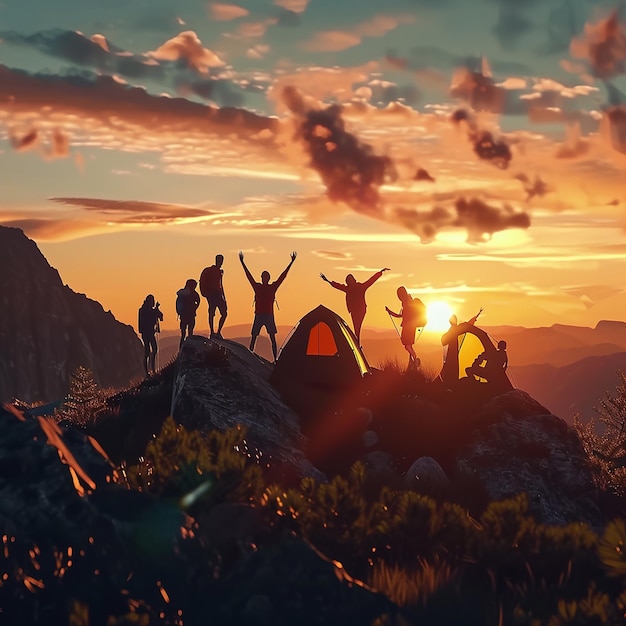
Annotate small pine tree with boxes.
[55,366,105,427]
[575,370,626,493]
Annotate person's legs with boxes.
[404,342,417,368]
[269,333,278,362]
[148,335,158,373]
[142,335,150,376]
[250,314,261,352]
[216,297,227,337]
[179,319,187,349]
[208,300,216,336]
[352,310,365,345]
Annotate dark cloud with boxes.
[0,65,278,140]
[449,67,508,113]
[538,0,585,54]
[274,8,301,27]
[0,29,165,81]
[10,128,38,151]
[605,105,626,155]
[492,8,534,50]
[414,167,435,182]
[393,205,452,243]
[570,10,626,79]
[451,109,512,169]
[50,197,213,224]
[393,197,530,243]
[514,173,551,199]
[453,197,531,243]
[179,78,246,107]
[282,86,397,215]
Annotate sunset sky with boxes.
[1,0,626,336]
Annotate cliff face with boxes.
[0,226,143,403]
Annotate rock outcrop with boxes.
[455,390,603,526]
[0,226,143,403]
[171,335,324,481]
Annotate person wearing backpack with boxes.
[138,294,163,376]
[199,254,227,339]
[320,268,390,345]
[386,286,427,368]
[176,279,200,349]
[239,250,297,362]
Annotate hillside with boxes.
[0,226,144,403]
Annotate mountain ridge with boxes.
[0,226,144,403]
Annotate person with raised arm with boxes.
[320,268,389,344]
[239,250,297,362]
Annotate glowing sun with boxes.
[426,301,455,332]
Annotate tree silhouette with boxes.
[55,366,105,427]
[575,370,626,493]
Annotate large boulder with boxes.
[171,336,324,481]
[455,390,602,526]
[0,226,143,403]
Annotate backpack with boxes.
[412,298,428,328]
[176,289,194,318]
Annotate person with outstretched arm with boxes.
[239,250,297,362]
[320,268,389,344]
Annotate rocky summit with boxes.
[0,226,143,403]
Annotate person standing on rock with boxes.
[199,254,227,339]
[386,286,427,369]
[176,279,200,349]
[138,294,163,377]
[239,250,297,363]
[320,268,389,345]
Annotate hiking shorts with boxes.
[401,325,416,346]
[252,313,277,336]
[206,292,227,315]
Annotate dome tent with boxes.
[271,305,372,391]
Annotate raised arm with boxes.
[363,267,390,289]
[273,251,297,288]
[320,273,347,292]
[385,306,401,318]
[239,251,256,286]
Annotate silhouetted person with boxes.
[386,286,427,368]
[138,294,163,376]
[465,340,508,382]
[200,254,227,338]
[176,278,200,349]
[320,267,389,344]
[239,250,297,362]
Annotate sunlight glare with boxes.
[426,301,455,332]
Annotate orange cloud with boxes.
[149,31,225,73]
[302,15,408,52]
[570,10,626,79]
[209,3,249,21]
[274,0,309,13]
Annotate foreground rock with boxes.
[171,336,323,481]
[0,226,143,403]
[455,390,603,526]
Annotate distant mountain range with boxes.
[0,226,144,403]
